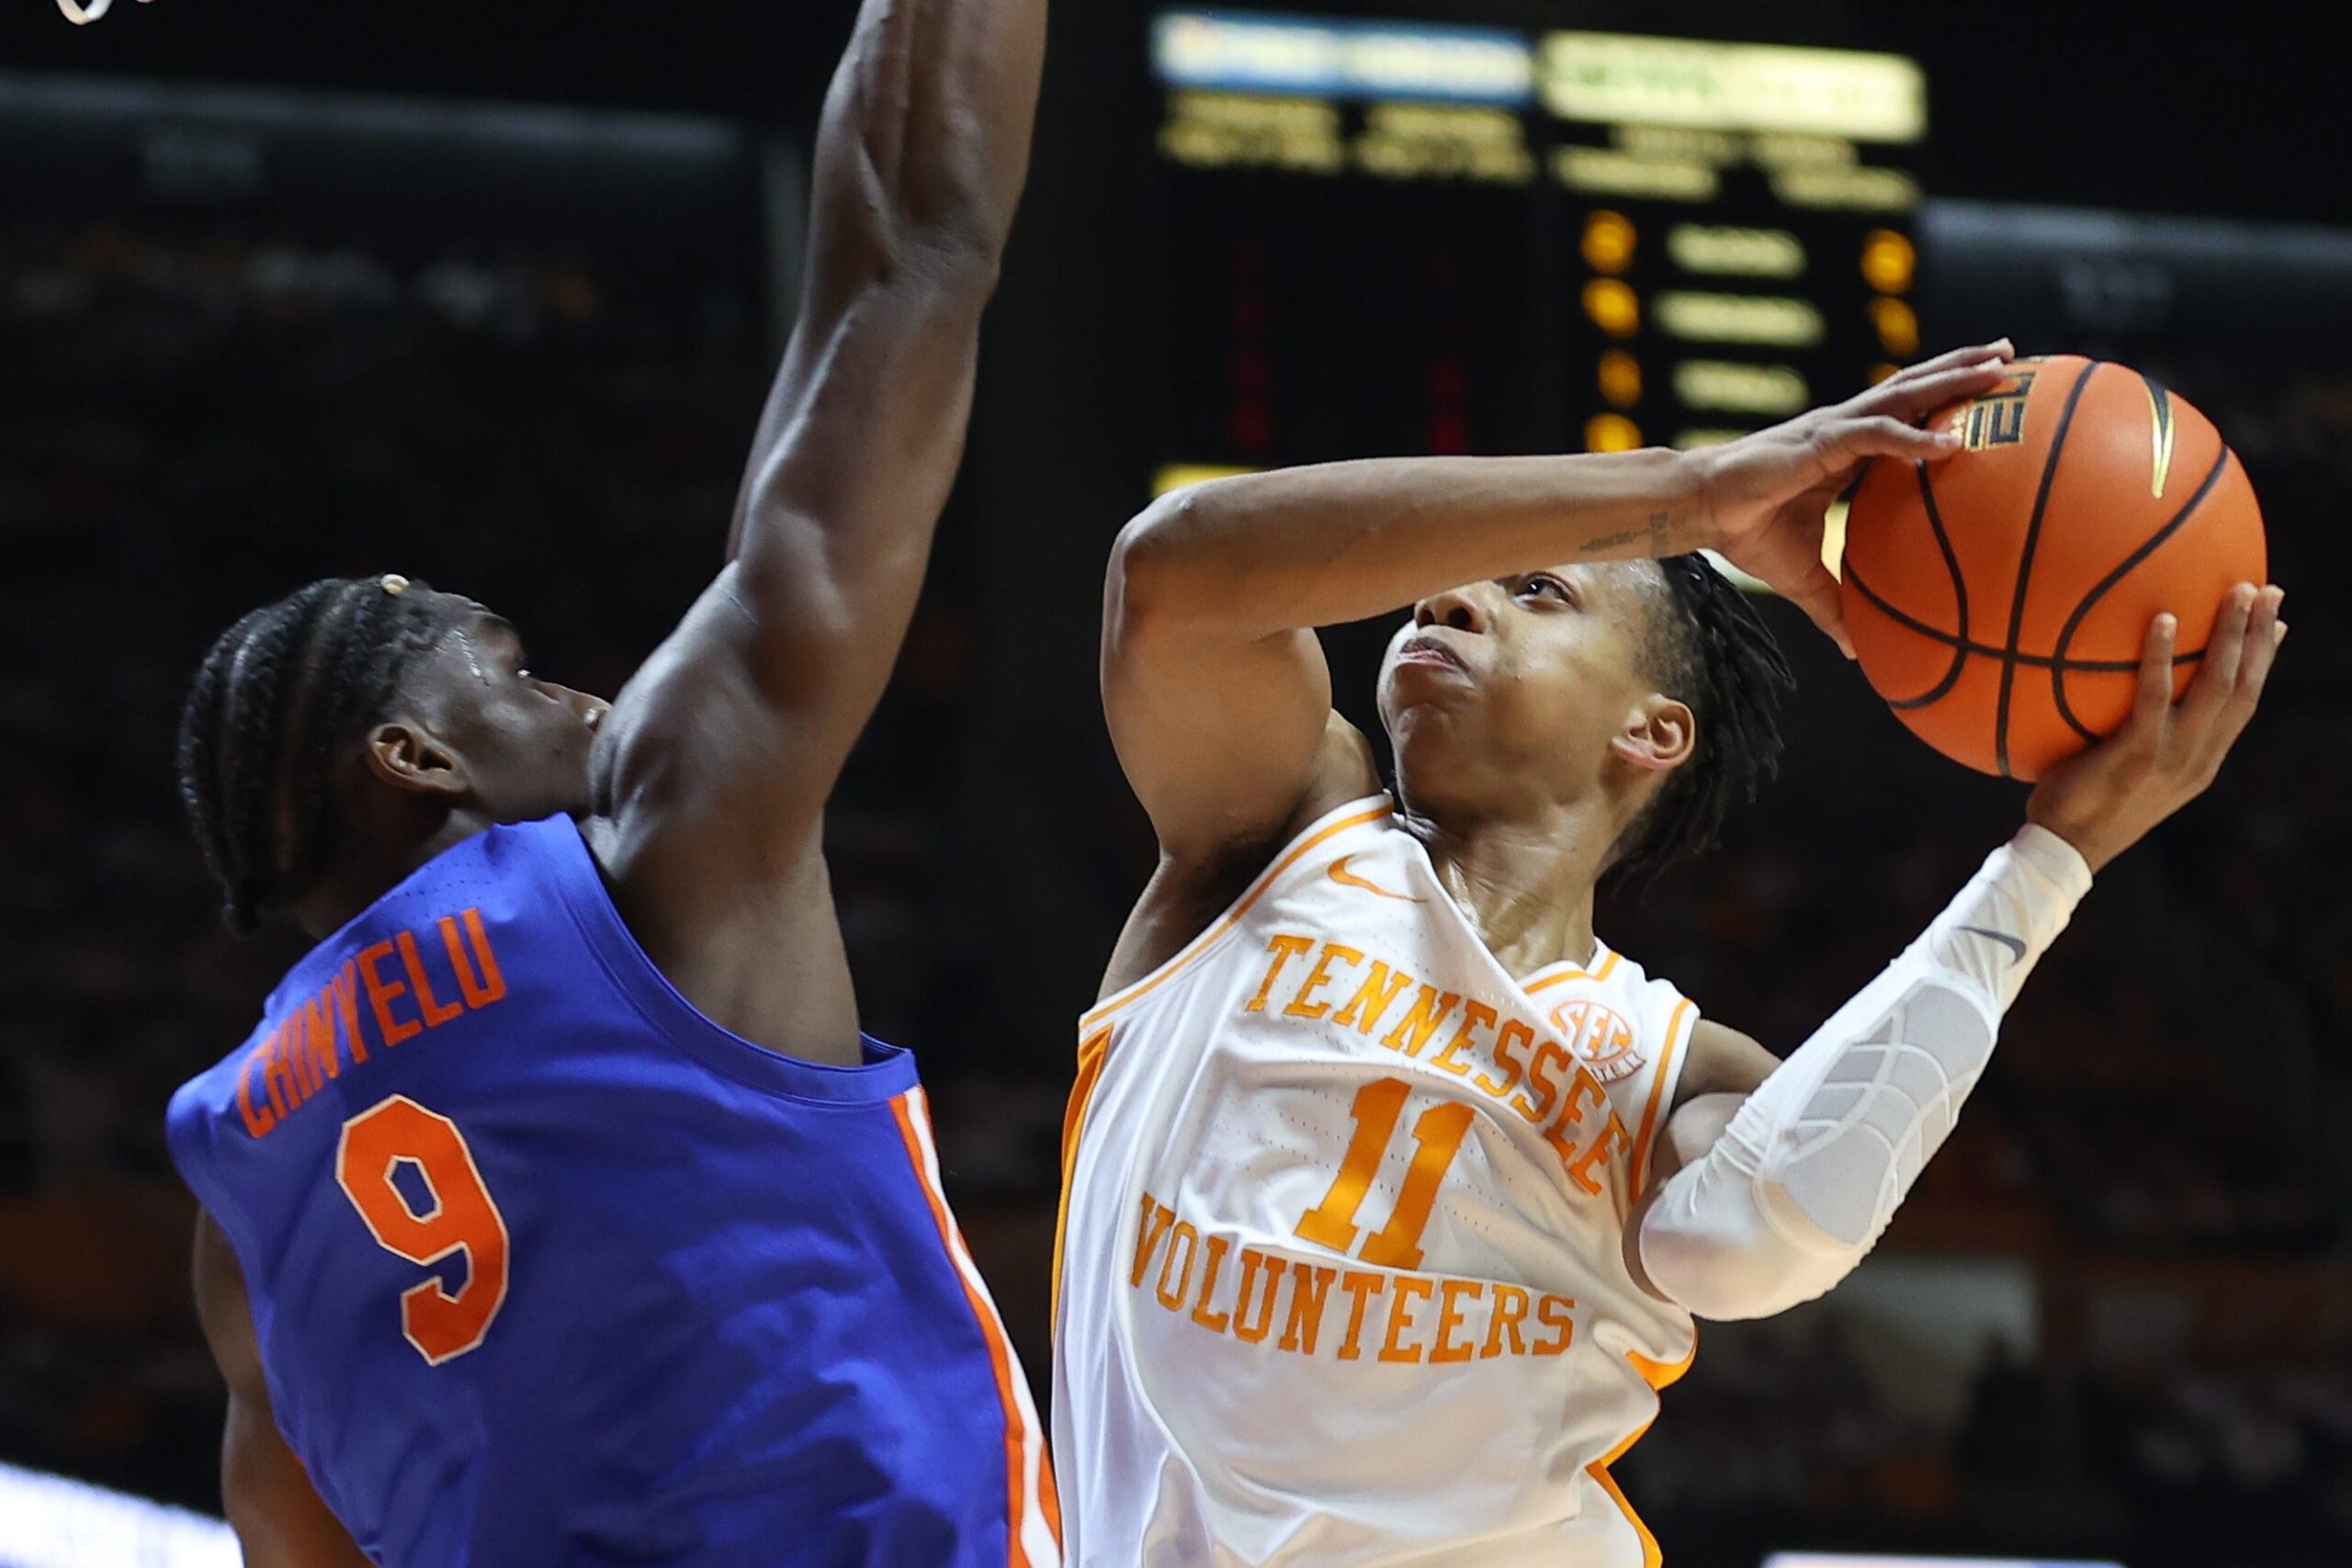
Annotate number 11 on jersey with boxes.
[1294,1077,1475,1271]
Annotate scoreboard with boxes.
[1149,10,1928,494]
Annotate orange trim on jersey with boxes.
[1522,945,1620,994]
[1080,803,1393,1031]
[1627,998,1694,1197]
[888,1092,1054,1568]
[1586,1342,1694,1568]
[1628,1339,1696,1392]
[1587,1422,1665,1568]
[1052,1026,1114,1327]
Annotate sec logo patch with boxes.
[1549,998,1645,1085]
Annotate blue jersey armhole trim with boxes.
[529,817,921,1106]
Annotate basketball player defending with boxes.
[164,2,1054,1562]
[1054,342,2286,1565]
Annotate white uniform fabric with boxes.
[1053,797,1701,1568]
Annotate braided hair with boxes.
[1609,554,1795,884]
[177,577,450,934]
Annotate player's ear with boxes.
[1609,694,1695,776]
[363,721,473,799]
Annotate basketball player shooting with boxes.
[1052,342,2286,1564]
[163,0,1054,1562]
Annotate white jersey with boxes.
[1053,797,1700,1567]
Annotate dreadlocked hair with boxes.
[177,577,449,935]
[1608,554,1796,886]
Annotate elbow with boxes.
[1106,490,1214,631]
[1639,1217,1829,1323]
[1637,1162,1865,1323]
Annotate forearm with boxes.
[820,0,1046,267]
[1118,447,1709,637]
[1639,825,2093,1320]
[726,0,1045,571]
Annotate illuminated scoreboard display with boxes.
[1150,9,1928,491]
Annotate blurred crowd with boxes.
[3,217,2346,1568]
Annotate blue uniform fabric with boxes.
[167,817,1022,1567]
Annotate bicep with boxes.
[193,1213,371,1567]
[1102,508,1381,862]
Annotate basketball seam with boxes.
[1994,360,2100,778]
[2046,442,2233,744]
[1879,457,1973,711]
[1843,559,2209,673]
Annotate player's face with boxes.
[1376,561,1678,818]
[387,597,610,824]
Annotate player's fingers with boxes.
[1822,414,1962,466]
[1857,361,2013,426]
[1879,339,2016,387]
[2234,588,2286,699]
[2123,612,2177,756]
[2208,589,2287,754]
[1850,359,2010,424]
[2179,583,2256,739]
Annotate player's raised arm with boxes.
[1103,344,2013,864]
[596,0,1046,891]
[1628,587,2287,1321]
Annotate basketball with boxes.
[1839,355,2269,780]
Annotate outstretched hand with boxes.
[2028,584,2287,873]
[1692,341,2017,654]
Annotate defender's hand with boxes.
[1691,341,2015,654]
[2029,584,2287,873]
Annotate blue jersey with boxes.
[166,818,1058,1568]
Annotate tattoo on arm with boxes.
[1579,511,1679,557]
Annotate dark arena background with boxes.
[1,2,2346,1565]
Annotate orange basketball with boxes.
[1840,355,2268,781]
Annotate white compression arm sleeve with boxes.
[1639,825,2093,1321]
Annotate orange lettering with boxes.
[1379,987,1461,1057]
[298,995,340,1089]
[1430,1279,1484,1364]
[1330,962,1413,1035]
[1564,1111,1630,1196]
[330,964,367,1066]
[1278,1262,1337,1355]
[235,1047,276,1137]
[358,941,422,1047]
[441,912,506,1009]
[1378,1275,1434,1364]
[1231,1249,1281,1344]
[1543,1070,1610,1169]
[1283,943,1363,1021]
[1511,1041,1569,1123]
[1428,1000,1497,1077]
[1532,1292,1577,1356]
[397,931,463,1028]
[1129,1194,1177,1289]
[1246,935,1316,1012]
[1335,1270,1386,1361]
[1474,1020,1532,1100]
[286,1005,322,1097]
[1190,1234,1234,1334]
[1483,1284,1530,1358]
[262,1025,302,1115]
[1156,1221,1201,1312]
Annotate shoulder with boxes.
[1100,714,1385,1000]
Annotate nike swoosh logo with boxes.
[1329,855,1419,903]
[1958,926,2027,963]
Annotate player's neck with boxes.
[290,810,492,942]
[1403,795,1614,978]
